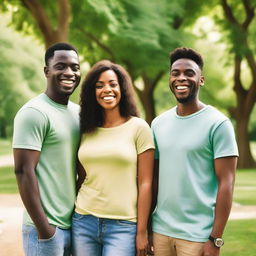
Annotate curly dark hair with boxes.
[170,47,204,70]
[80,60,139,133]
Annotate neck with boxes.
[45,90,69,105]
[176,100,205,116]
[103,108,128,128]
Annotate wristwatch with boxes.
[208,235,224,248]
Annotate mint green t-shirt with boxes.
[151,105,238,242]
[13,93,80,229]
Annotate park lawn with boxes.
[0,166,18,193]
[222,219,256,256]
[0,138,12,155]
[233,169,256,205]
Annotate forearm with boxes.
[15,170,50,234]
[137,182,152,233]
[210,181,234,237]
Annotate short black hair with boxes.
[170,47,204,70]
[45,42,78,66]
[80,60,139,133]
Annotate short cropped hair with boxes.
[170,47,204,70]
[45,42,78,66]
[80,60,139,133]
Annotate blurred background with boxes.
[0,0,256,255]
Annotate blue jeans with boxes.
[22,224,71,256]
[72,212,137,256]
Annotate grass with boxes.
[0,166,18,193]
[222,219,256,256]
[233,169,256,205]
[0,138,12,155]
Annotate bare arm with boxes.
[14,149,55,239]
[76,160,86,193]
[136,149,154,256]
[201,156,237,256]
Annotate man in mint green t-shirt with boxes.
[13,43,81,256]
[151,48,238,256]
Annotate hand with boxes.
[136,231,149,256]
[38,224,56,239]
[147,232,154,255]
[201,240,220,256]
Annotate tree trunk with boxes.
[236,113,255,168]
[22,0,70,48]
[134,71,165,124]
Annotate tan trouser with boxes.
[153,232,204,256]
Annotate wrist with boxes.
[208,235,224,248]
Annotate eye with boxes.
[72,65,80,72]
[171,71,179,76]
[185,70,195,77]
[95,84,103,89]
[55,64,65,70]
[110,83,118,88]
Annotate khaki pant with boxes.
[153,232,204,256]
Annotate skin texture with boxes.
[95,69,154,255]
[14,49,80,239]
[150,58,237,256]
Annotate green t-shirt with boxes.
[76,117,155,222]
[13,93,80,229]
[151,105,238,242]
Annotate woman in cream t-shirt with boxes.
[72,60,154,256]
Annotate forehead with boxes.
[49,50,79,65]
[171,58,201,72]
[98,70,118,81]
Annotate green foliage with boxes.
[0,139,12,155]
[0,166,18,193]
[0,14,44,138]
[233,169,256,205]
[222,219,256,256]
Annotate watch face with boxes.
[215,238,224,247]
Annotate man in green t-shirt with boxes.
[151,48,238,256]
[13,42,81,256]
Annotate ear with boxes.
[44,66,49,77]
[200,76,205,87]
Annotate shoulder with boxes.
[129,116,150,128]
[15,95,48,123]
[68,101,80,113]
[151,107,175,128]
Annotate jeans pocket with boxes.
[38,227,58,243]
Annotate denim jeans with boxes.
[72,212,137,256]
[22,224,71,256]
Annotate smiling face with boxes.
[44,50,80,104]
[169,58,204,104]
[95,69,121,111]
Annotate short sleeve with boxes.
[135,120,155,154]
[12,107,48,151]
[212,120,239,159]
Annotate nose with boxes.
[63,66,74,76]
[177,73,187,81]
[103,84,112,93]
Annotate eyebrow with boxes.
[96,79,118,83]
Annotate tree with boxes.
[1,0,213,123]
[0,14,44,137]
[0,0,71,48]
[216,0,256,167]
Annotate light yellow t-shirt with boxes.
[76,117,154,222]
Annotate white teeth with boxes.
[61,80,73,84]
[177,86,188,90]
[103,96,114,100]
